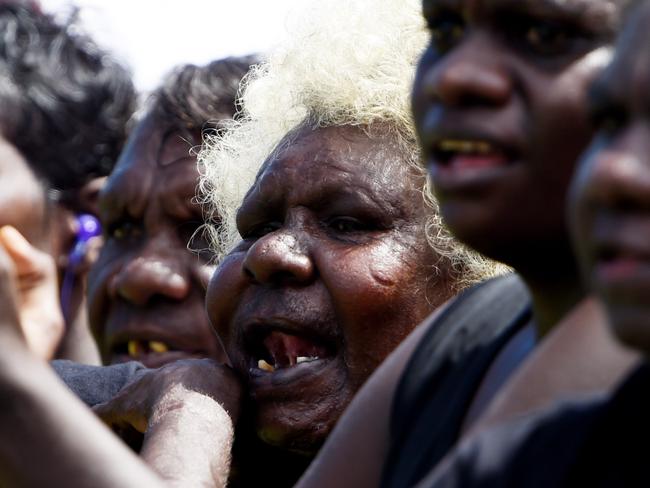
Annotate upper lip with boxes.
[590,216,650,265]
[418,111,524,164]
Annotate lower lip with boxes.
[429,154,514,190]
[593,257,650,293]
[247,357,337,397]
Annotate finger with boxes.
[93,402,148,433]
[0,226,49,275]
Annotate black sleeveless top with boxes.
[417,362,650,488]
[381,274,532,488]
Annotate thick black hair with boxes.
[150,55,259,136]
[0,0,136,193]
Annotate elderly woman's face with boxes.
[570,2,650,355]
[412,0,627,267]
[206,125,443,451]
[87,114,226,368]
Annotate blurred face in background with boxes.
[87,113,227,367]
[570,0,650,355]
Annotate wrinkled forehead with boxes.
[244,124,417,207]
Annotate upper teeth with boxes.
[296,356,319,364]
[258,359,275,372]
[149,341,169,353]
[127,340,170,357]
[438,140,493,155]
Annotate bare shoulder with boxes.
[296,310,442,488]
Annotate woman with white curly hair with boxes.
[0,0,503,486]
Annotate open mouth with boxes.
[432,138,512,171]
[109,338,204,367]
[247,329,334,374]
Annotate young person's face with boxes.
[412,0,627,270]
[87,114,227,367]
[570,1,650,354]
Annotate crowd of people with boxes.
[0,0,649,486]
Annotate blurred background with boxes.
[40,0,302,92]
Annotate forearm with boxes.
[0,343,163,488]
[141,387,234,488]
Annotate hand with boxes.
[93,359,243,436]
[0,226,64,360]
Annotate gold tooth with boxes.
[258,359,276,372]
[439,139,494,155]
[149,341,169,353]
[127,340,140,357]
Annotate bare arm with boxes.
[0,226,234,488]
[0,345,164,487]
[296,313,438,488]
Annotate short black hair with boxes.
[0,1,136,193]
[150,55,259,136]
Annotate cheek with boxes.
[530,49,611,174]
[324,240,430,374]
[86,252,124,336]
[206,254,246,344]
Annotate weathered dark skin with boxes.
[87,113,227,368]
[206,124,450,454]
[570,0,650,355]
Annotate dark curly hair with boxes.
[149,55,259,136]
[0,1,136,193]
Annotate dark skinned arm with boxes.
[0,226,235,488]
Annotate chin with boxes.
[608,306,650,355]
[254,398,343,454]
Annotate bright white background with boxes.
[40,0,303,92]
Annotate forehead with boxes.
[591,1,650,109]
[426,0,624,23]
[101,114,200,217]
[251,125,415,202]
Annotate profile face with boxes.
[87,113,226,368]
[0,135,48,247]
[570,1,650,354]
[412,0,627,266]
[206,125,445,452]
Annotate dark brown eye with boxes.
[426,12,465,54]
[327,217,366,233]
[242,222,282,240]
[107,220,143,241]
[525,22,569,54]
[504,14,592,60]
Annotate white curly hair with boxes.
[198,0,507,288]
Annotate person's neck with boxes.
[520,266,585,338]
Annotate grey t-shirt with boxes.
[51,360,146,407]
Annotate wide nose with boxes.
[242,231,315,286]
[422,33,512,107]
[108,241,190,306]
[575,124,650,211]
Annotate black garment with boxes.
[51,360,146,407]
[420,362,650,488]
[382,274,533,488]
